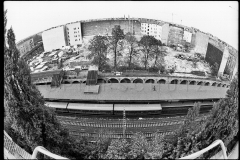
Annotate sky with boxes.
[4,1,238,50]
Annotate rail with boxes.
[31,146,69,159]
[4,130,68,159]
[179,139,227,159]
[4,130,32,159]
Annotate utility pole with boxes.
[128,15,130,33]
[123,106,126,139]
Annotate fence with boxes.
[4,130,32,159]
[4,130,68,159]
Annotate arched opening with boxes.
[222,84,226,87]
[82,81,86,83]
[180,80,187,84]
[170,79,178,84]
[108,78,119,83]
[197,81,203,85]
[97,79,106,83]
[217,83,221,87]
[189,81,196,85]
[204,82,210,86]
[133,78,143,83]
[157,79,166,84]
[63,81,70,84]
[120,78,131,83]
[72,81,80,84]
[145,79,155,83]
[212,82,217,86]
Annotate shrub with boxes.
[211,62,219,76]
[191,71,205,76]
[159,65,166,74]
[117,65,129,72]
[149,66,159,73]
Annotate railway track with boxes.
[55,106,212,119]
[55,105,211,139]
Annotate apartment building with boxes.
[66,22,83,46]
[183,30,192,43]
[17,38,34,56]
[140,23,162,40]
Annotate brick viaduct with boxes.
[35,76,230,88]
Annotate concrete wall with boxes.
[205,43,223,68]
[42,26,67,51]
[194,32,209,56]
[208,37,225,52]
[218,47,229,76]
[161,23,169,45]
[81,19,141,37]
[224,53,237,77]
[167,25,184,46]
[231,60,238,80]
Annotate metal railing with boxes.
[179,139,228,159]
[4,130,32,159]
[31,146,68,159]
[4,130,68,159]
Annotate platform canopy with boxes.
[67,103,113,111]
[114,104,162,111]
[45,102,68,109]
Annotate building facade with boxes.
[140,22,162,40]
[183,30,192,43]
[66,22,82,46]
[17,38,34,56]
[42,26,67,51]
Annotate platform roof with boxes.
[67,103,112,110]
[45,102,68,108]
[37,83,228,101]
[114,104,161,111]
